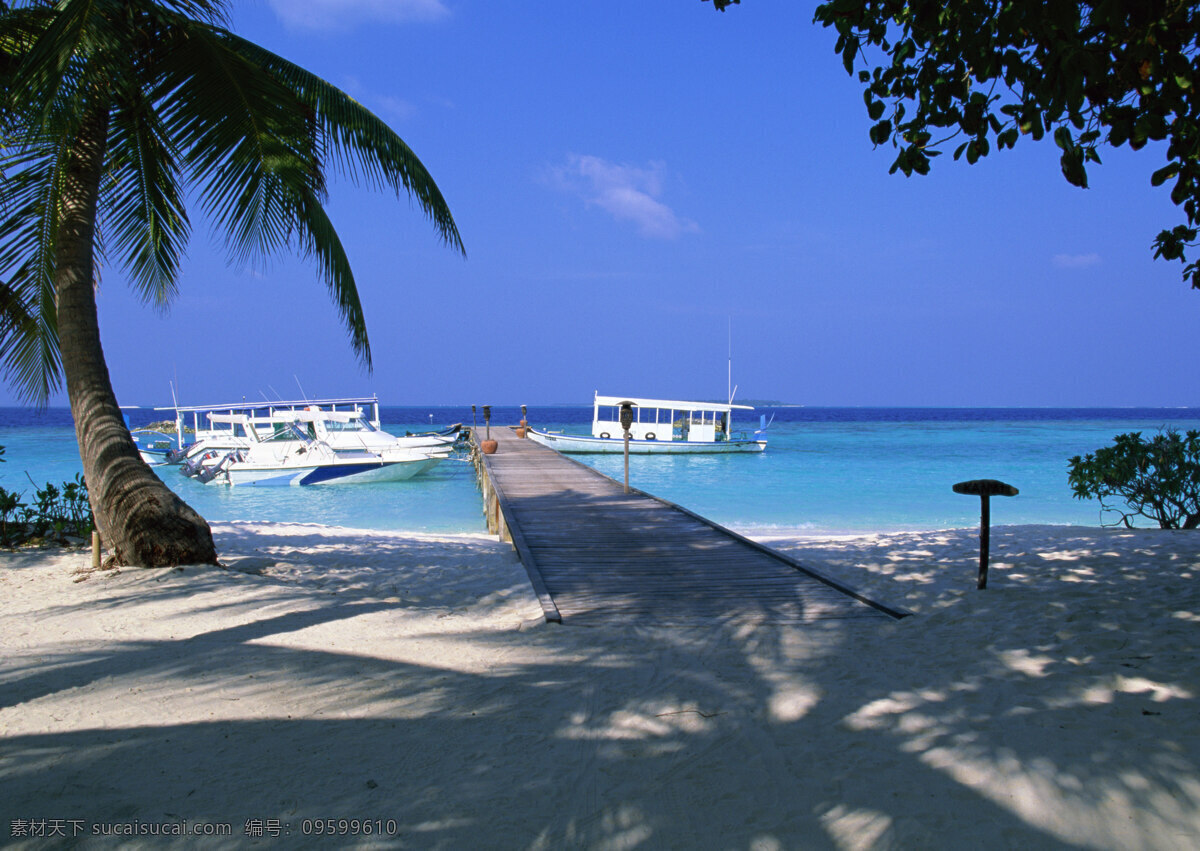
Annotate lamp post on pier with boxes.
[620,401,634,493]
[481,405,497,454]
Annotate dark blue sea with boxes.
[4,406,1199,534]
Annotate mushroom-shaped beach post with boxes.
[952,478,1019,590]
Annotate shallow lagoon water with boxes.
[3,406,1200,535]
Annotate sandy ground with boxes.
[1,521,1198,849]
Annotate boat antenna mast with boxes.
[170,380,181,438]
[727,317,737,405]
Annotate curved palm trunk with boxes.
[56,104,216,567]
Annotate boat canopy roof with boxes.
[205,413,252,425]
[594,393,753,413]
[157,395,377,413]
[206,409,363,425]
[265,410,362,424]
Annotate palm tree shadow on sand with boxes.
[1,526,1197,848]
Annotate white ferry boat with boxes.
[526,393,768,454]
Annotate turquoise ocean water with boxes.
[3,406,1200,535]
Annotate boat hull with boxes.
[526,429,765,454]
[221,457,436,486]
[131,430,178,465]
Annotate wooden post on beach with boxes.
[953,479,1018,589]
[91,530,101,569]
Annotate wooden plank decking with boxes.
[474,427,905,625]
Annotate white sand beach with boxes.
[2,521,1198,849]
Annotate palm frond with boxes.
[144,12,380,364]
[154,0,230,26]
[2,0,463,391]
[5,0,104,144]
[0,170,63,403]
[104,79,189,308]
[150,18,323,264]
[0,256,61,403]
[0,129,70,402]
[215,29,465,257]
[291,188,371,368]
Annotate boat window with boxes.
[266,423,296,442]
[286,423,309,442]
[324,416,370,433]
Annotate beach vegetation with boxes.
[0,0,464,566]
[1068,428,1200,529]
[0,461,94,547]
[705,0,1200,291]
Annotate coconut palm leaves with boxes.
[0,0,464,403]
[0,0,461,567]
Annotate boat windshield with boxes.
[322,414,374,433]
[264,422,309,443]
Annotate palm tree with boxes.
[0,0,464,566]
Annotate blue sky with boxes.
[9,0,1200,408]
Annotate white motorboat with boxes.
[291,408,459,453]
[160,396,460,462]
[526,393,768,454]
[185,419,449,486]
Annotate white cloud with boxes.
[1052,253,1102,268]
[338,77,418,126]
[552,154,698,239]
[267,0,449,32]
[370,94,417,125]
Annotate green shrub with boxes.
[0,486,22,547]
[1068,429,1200,530]
[0,445,94,547]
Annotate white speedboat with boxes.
[289,408,460,453]
[527,393,768,454]
[162,397,460,462]
[186,420,448,486]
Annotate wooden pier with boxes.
[472,427,905,625]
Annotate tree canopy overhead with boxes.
[705,0,1200,288]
